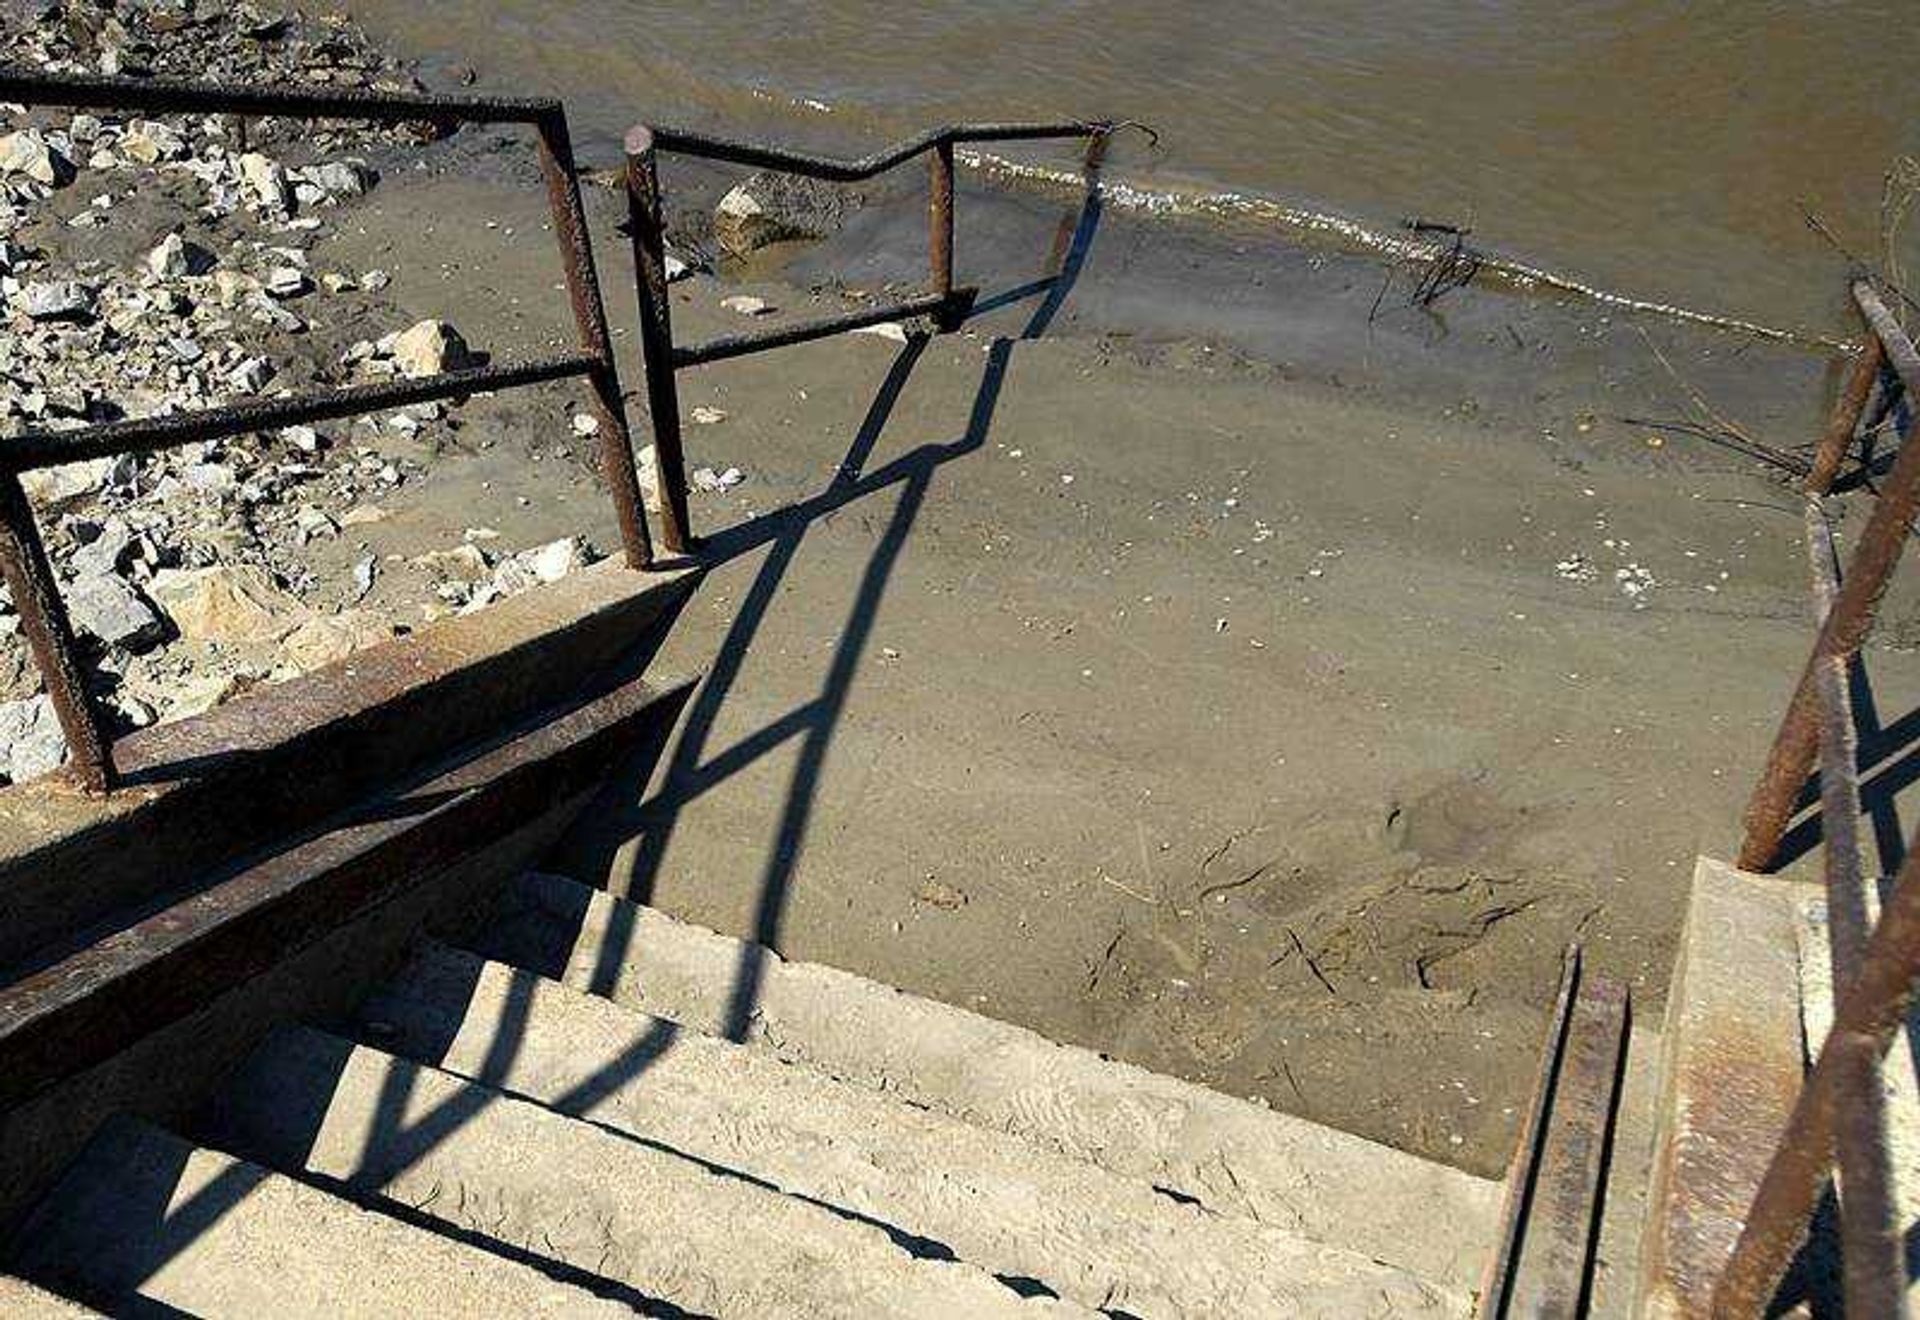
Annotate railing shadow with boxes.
[47,140,1111,1312]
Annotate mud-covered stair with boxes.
[3,868,1504,1317]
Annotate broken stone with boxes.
[0,128,72,186]
[67,517,134,579]
[226,356,274,394]
[118,120,187,165]
[21,458,115,510]
[0,694,67,783]
[148,565,304,647]
[692,465,744,492]
[301,161,373,200]
[237,152,292,213]
[276,610,394,675]
[280,425,321,454]
[411,543,491,583]
[14,280,95,322]
[66,572,166,653]
[570,413,599,438]
[263,265,308,298]
[721,294,773,316]
[146,231,213,278]
[388,319,474,378]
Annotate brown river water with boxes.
[353,1,1919,338]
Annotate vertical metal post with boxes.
[534,109,654,571]
[929,139,955,305]
[1738,283,1920,871]
[1806,335,1885,496]
[0,473,112,791]
[623,126,692,556]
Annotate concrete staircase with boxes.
[3,870,1503,1318]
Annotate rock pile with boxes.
[0,4,597,786]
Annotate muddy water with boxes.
[353,1,1917,337]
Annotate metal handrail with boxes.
[1713,278,1920,1315]
[0,72,657,793]
[621,117,1111,554]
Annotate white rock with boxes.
[145,231,210,279]
[263,266,308,298]
[388,319,473,378]
[0,694,67,783]
[301,161,372,200]
[237,152,292,213]
[0,129,69,186]
[14,280,95,321]
[714,184,800,255]
[692,465,744,492]
[690,405,728,425]
[280,424,321,453]
[721,294,773,316]
[570,413,600,438]
[118,119,187,164]
[360,269,391,292]
[853,321,910,345]
[226,356,273,394]
[21,458,115,509]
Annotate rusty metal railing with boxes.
[1713,279,1920,1315]
[0,70,658,794]
[620,117,1112,553]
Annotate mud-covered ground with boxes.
[9,4,1920,1177]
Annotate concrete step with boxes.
[202,1025,1094,1320]
[0,1277,100,1316]
[464,869,1503,1290]
[357,944,1468,1318]
[2,1116,631,1318]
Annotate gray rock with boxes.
[14,280,95,322]
[68,517,134,579]
[0,694,67,783]
[147,232,214,278]
[302,161,373,200]
[67,572,166,653]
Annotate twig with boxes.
[1097,870,1158,905]
[1633,327,1810,475]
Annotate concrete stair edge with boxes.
[3,1115,634,1319]
[467,868,1503,1290]
[355,945,1473,1318]
[200,1024,1092,1320]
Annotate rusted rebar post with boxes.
[0,474,113,791]
[1807,334,1885,496]
[929,139,955,304]
[623,126,692,555]
[1738,281,1920,871]
[534,108,654,571]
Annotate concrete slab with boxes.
[464,869,1505,1291]
[0,1276,99,1316]
[5,1117,633,1319]
[1639,856,1807,1318]
[357,945,1468,1318]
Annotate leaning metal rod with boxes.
[647,120,1108,182]
[1807,334,1886,496]
[1711,828,1920,1315]
[1480,946,1582,1318]
[1738,280,1920,871]
[536,110,653,570]
[622,126,692,555]
[0,356,598,472]
[1804,502,1904,1316]
[0,67,557,125]
[0,475,114,792]
[672,292,959,370]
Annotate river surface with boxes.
[353,0,1919,337]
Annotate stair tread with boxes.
[357,944,1468,1318]
[4,1116,631,1319]
[204,1024,1094,1320]
[465,869,1502,1289]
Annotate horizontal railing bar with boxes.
[672,292,954,369]
[649,119,1107,182]
[0,68,560,124]
[1,355,597,471]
